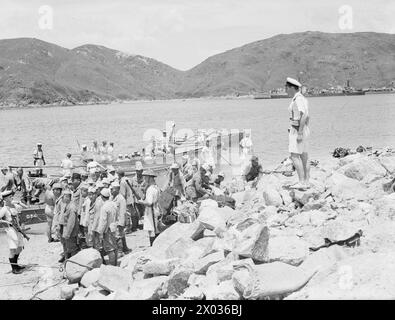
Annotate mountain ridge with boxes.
[0,31,394,106]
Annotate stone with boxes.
[267,213,288,227]
[72,286,108,300]
[166,266,194,297]
[279,190,293,206]
[97,265,132,292]
[309,210,329,227]
[373,194,395,220]
[232,268,252,296]
[80,268,100,288]
[128,276,168,300]
[181,286,204,300]
[187,274,207,288]
[266,236,309,266]
[339,157,387,181]
[338,153,364,167]
[197,207,226,230]
[194,250,225,274]
[65,248,102,284]
[262,186,283,207]
[242,262,318,299]
[233,223,269,262]
[292,189,320,206]
[60,284,79,300]
[327,172,367,201]
[206,280,240,300]
[287,252,395,299]
[143,258,180,276]
[106,290,136,300]
[378,155,395,174]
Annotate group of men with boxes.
[44,161,151,266]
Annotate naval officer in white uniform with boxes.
[285,77,311,189]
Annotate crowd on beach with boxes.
[1,76,312,278]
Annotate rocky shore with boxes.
[2,149,395,300]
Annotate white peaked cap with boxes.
[286,77,302,88]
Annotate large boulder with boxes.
[241,262,318,299]
[327,172,367,201]
[373,193,395,220]
[266,236,309,266]
[339,157,387,181]
[143,258,180,276]
[128,276,168,300]
[194,250,225,275]
[97,265,133,293]
[65,248,102,284]
[287,252,395,299]
[197,206,226,231]
[378,155,395,174]
[80,268,100,288]
[233,223,269,262]
[72,286,109,300]
[150,221,202,259]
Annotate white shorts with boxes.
[5,227,24,250]
[288,127,310,155]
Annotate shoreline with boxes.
[4,91,395,112]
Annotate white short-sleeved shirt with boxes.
[288,92,310,136]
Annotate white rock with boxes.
[266,236,309,266]
[128,276,168,300]
[80,268,100,288]
[143,258,180,276]
[233,223,269,262]
[339,157,387,181]
[65,248,102,284]
[262,186,283,207]
[378,155,395,174]
[207,280,240,300]
[327,172,367,201]
[194,250,225,275]
[97,265,133,292]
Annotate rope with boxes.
[30,278,67,300]
[0,257,94,273]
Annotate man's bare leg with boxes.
[290,153,304,185]
[300,152,310,186]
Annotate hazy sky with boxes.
[0,0,394,70]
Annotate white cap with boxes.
[88,186,97,193]
[218,172,225,177]
[170,162,180,169]
[102,178,110,185]
[100,188,110,198]
[111,180,120,188]
[135,161,143,171]
[106,165,115,172]
[286,77,302,88]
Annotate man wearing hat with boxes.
[214,172,225,189]
[168,162,186,205]
[0,190,26,274]
[119,162,145,232]
[78,183,90,248]
[50,183,64,244]
[84,186,97,247]
[80,171,89,182]
[96,188,118,265]
[185,163,212,202]
[43,181,57,243]
[110,180,131,254]
[13,168,32,204]
[71,172,82,211]
[33,143,46,176]
[201,139,216,170]
[137,170,160,246]
[242,155,264,189]
[285,77,311,189]
[59,189,80,260]
[106,165,116,182]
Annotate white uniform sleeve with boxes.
[295,96,307,115]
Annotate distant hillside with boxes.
[178,31,395,97]
[1,32,395,106]
[0,38,183,106]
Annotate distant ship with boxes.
[365,88,395,95]
[253,93,271,99]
